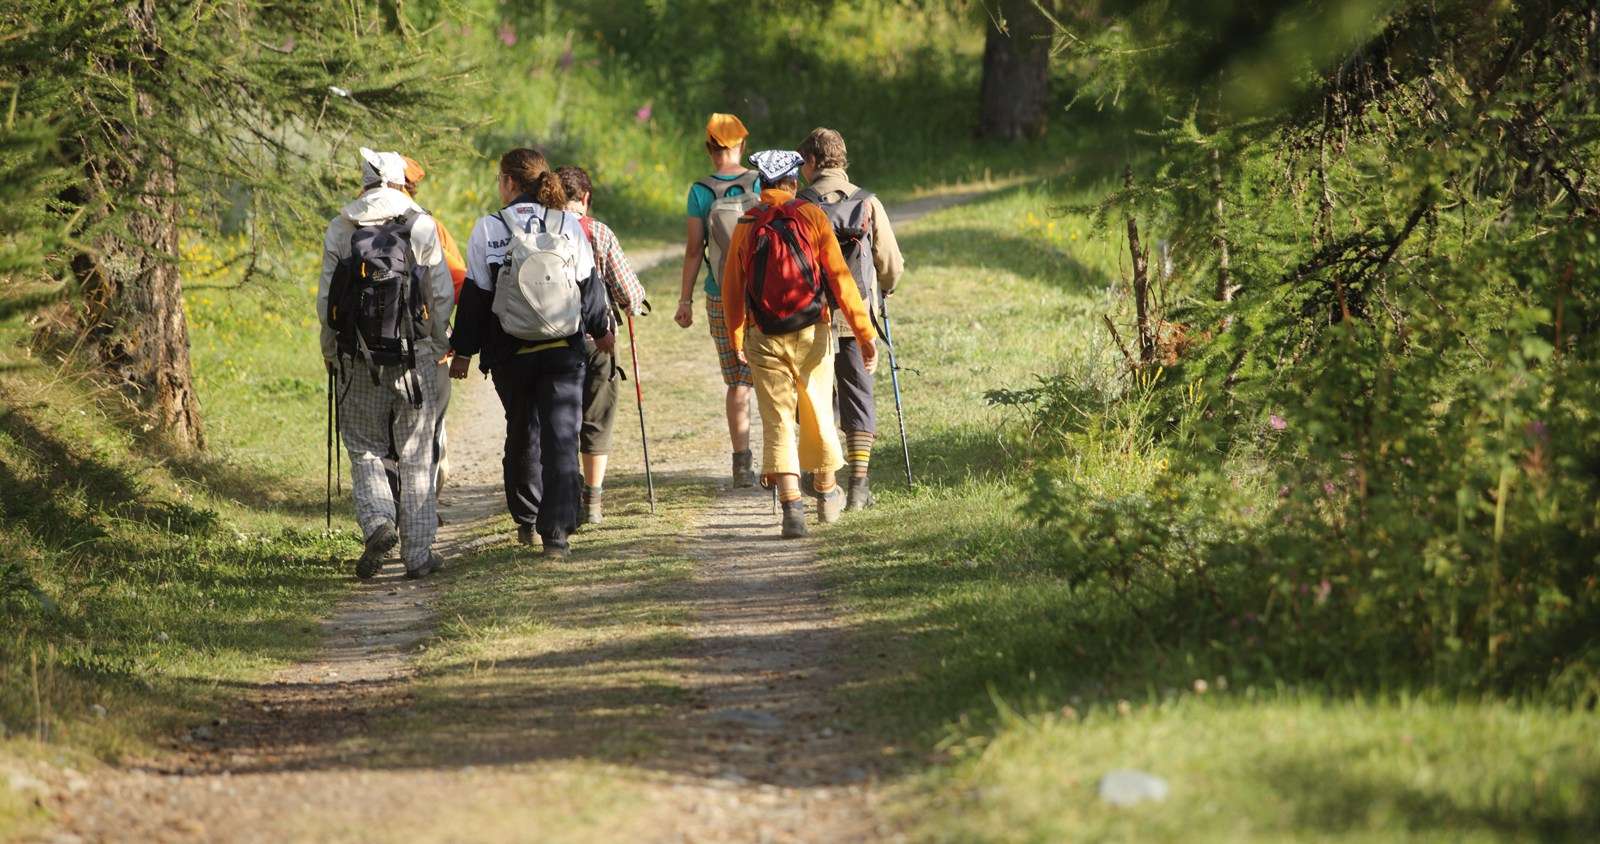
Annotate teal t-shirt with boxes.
[687,172,756,297]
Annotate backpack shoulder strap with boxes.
[797,186,824,205]
[736,169,760,193]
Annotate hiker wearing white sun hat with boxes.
[316,145,455,580]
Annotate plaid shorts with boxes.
[706,294,753,388]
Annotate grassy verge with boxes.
[817,182,1600,840]
[0,244,355,830]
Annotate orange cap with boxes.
[402,155,426,186]
[705,113,749,148]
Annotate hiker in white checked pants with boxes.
[337,362,441,570]
[317,148,455,579]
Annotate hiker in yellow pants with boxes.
[722,149,878,538]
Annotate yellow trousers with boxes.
[747,322,844,478]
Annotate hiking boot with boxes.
[404,551,443,580]
[543,535,571,559]
[815,485,845,525]
[780,499,808,539]
[846,476,875,511]
[732,450,757,488]
[355,522,398,580]
[580,486,603,526]
[517,524,536,547]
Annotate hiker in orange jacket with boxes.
[720,150,878,539]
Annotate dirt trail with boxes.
[30,189,994,843]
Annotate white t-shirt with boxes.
[465,201,596,292]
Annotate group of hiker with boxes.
[317,113,904,578]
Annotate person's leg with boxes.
[748,327,807,537]
[536,365,585,551]
[834,336,878,509]
[434,359,452,491]
[338,367,400,542]
[491,359,541,535]
[579,338,619,523]
[391,364,440,575]
[707,294,756,485]
[795,325,846,523]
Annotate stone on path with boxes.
[711,708,783,731]
[1098,769,1169,806]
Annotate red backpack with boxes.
[741,200,832,335]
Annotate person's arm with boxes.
[450,218,494,364]
[316,225,340,370]
[867,195,905,295]
[676,184,710,327]
[595,221,647,314]
[721,223,751,358]
[409,214,455,355]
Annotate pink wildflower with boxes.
[1269,414,1287,431]
[634,101,653,123]
[1314,579,1332,606]
[498,22,517,47]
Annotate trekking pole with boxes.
[624,312,656,514]
[334,365,342,495]
[878,298,914,486]
[326,371,334,529]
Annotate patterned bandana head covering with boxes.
[749,149,803,186]
[705,113,749,148]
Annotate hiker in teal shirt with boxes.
[673,113,762,487]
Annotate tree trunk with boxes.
[978,0,1054,140]
[74,3,204,451]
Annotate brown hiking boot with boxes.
[580,486,603,526]
[846,476,875,511]
[355,522,398,580]
[517,524,536,547]
[815,485,845,525]
[732,450,757,488]
[780,499,808,539]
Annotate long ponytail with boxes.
[499,147,567,208]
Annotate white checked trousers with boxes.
[337,360,439,568]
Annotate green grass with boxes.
[812,178,1600,841]
[0,239,356,831]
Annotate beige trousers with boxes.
[746,322,844,478]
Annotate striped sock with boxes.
[846,431,876,480]
[779,488,803,504]
[813,473,836,494]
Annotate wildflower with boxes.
[1192,678,1208,695]
[1314,578,1332,606]
[635,101,653,123]
[1269,414,1287,431]
[557,47,574,71]
[497,22,517,47]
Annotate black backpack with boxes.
[328,213,429,371]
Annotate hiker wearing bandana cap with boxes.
[676,113,762,488]
[719,150,879,539]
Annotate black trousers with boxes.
[491,349,585,540]
[834,336,876,434]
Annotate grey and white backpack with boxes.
[492,208,582,342]
[698,171,761,282]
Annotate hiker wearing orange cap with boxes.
[676,112,763,487]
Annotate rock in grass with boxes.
[711,708,782,731]
[1098,769,1169,806]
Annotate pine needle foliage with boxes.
[1017,0,1600,698]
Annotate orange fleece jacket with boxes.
[720,188,876,354]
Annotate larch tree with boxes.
[0,0,465,451]
[977,0,1057,140]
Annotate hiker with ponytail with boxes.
[449,148,615,557]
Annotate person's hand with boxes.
[435,350,454,366]
[861,340,879,374]
[735,349,748,367]
[593,333,616,354]
[449,354,472,379]
[674,300,694,328]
